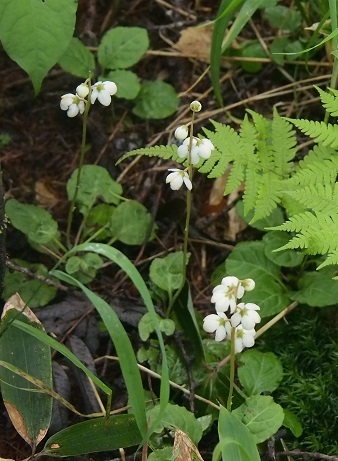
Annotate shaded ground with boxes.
[0,1,337,460]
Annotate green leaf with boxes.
[109,200,153,245]
[0,294,52,448]
[148,447,172,461]
[66,165,123,215]
[0,0,77,93]
[292,270,338,307]
[225,241,291,316]
[5,198,59,245]
[58,37,95,78]
[233,395,284,443]
[65,253,103,284]
[4,260,57,308]
[283,408,303,437]
[43,415,142,456]
[216,406,261,461]
[238,350,283,395]
[138,313,175,341]
[132,81,179,119]
[263,231,304,267]
[104,70,140,100]
[264,5,301,32]
[241,41,265,73]
[147,403,202,444]
[98,26,149,70]
[235,201,285,230]
[149,251,186,295]
[86,203,115,240]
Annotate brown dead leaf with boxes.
[4,402,30,445]
[173,429,204,461]
[2,293,40,323]
[35,180,59,208]
[174,26,213,62]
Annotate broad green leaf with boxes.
[148,447,172,461]
[54,242,170,440]
[283,408,303,437]
[4,260,57,308]
[0,0,77,93]
[109,201,153,245]
[104,70,140,100]
[98,27,149,70]
[149,251,186,295]
[58,37,95,78]
[86,203,115,240]
[264,5,301,32]
[236,201,285,230]
[238,350,283,395]
[132,81,179,119]
[263,231,304,267]
[147,403,202,444]
[51,270,147,436]
[240,41,265,73]
[66,165,123,215]
[65,253,103,284]
[292,269,338,307]
[233,395,284,443]
[43,415,142,456]
[217,406,261,461]
[138,312,175,341]
[5,198,59,245]
[0,294,52,448]
[225,241,291,316]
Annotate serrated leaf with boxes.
[67,165,123,215]
[43,415,142,456]
[147,403,202,444]
[109,201,153,245]
[0,294,53,448]
[233,395,284,443]
[0,0,77,93]
[98,27,149,70]
[58,37,95,78]
[225,241,291,316]
[238,350,283,395]
[132,81,179,119]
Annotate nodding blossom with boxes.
[166,169,192,191]
[60,80,117,117]
[203,276,260,353]
[176,136,215,165]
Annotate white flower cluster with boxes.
[203,276,261,353]
[60,80,117,117]
[175,125,215,165]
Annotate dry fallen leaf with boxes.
[174,26,213,62]
[173,429,204,461]
[35,179,59,208]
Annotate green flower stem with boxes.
[227,326,236,412]
[66,82,92,249]
[325,0,338,123]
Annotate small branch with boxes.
[277,450,338,461]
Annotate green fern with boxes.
[284,118,338,148]
[117,145,180,164]
[315,85,338,116]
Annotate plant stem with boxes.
[66,84,91,249]
[324,0,338,122]
[227,326,236,411]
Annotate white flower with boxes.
[234,325,256,353]
[91,81,117,106]
[76,83,89,98]
[231,302,261,330]
[242,278,255,291]
[203,312,231,342]
[211,276,245,314]
[197,138,215,159]
[177,137,214,165]
[166,169,192,191]
[60,93,85,117]
[190,100,202,112]
[174,125,189,141]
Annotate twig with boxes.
[277,450,338,460]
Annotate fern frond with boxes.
[284,183,338,215]
[296,144,337,170]
[284,118,338,148]
[271,108,297,177]
[247,110,275,170]
[251,173,282,222]
[315,85,338,116]
[317,250,338,269]
[117,145,180,164]
[287,158,338,188]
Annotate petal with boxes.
[103,81,117,95]
[177,144,188,158]
[76,83,89,98]
[243,278,255,291]
[67,104,79,117]
[235,338,244,353]
[183,175,193,190]
[203,314,221,333]
[230,312,241,327]
[91,88,98,104]
[215,326,227,342]
[229,297,237,314]
[190,149,200,165]
[174,125,188,141]
[242,332,255,348]
[198,143,212,159]
[98,90,111,106]
[245,303,260,311]
[168,174,183,190]
[237,285,245,299]
[221,276,240,287]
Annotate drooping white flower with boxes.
[174,125,189,141]
[91,81,117,106]
[203,312,231,342]
[76,83,89,98]
[211,276,245,314]
[166,169,192,191]
[231,302,261,330]
[60,93,85,117]
[197,138,215,159]
[234,325,256,353]
[177,137,215,165]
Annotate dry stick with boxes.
[277,450,338,461]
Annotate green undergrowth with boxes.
[258,307,338,454]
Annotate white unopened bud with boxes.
[190,100,202,112]
[76,83,89,98]
[174,125,189,141]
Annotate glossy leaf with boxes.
[0,294,52,448]
[283,408,303,437]
[43,415,142,456]
[105,70,140,100]
[0,0,77,93]
[238,350,283,395]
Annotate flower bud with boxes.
[174,125,189,141]
[190,100,202,112]
[76,83,89,98]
